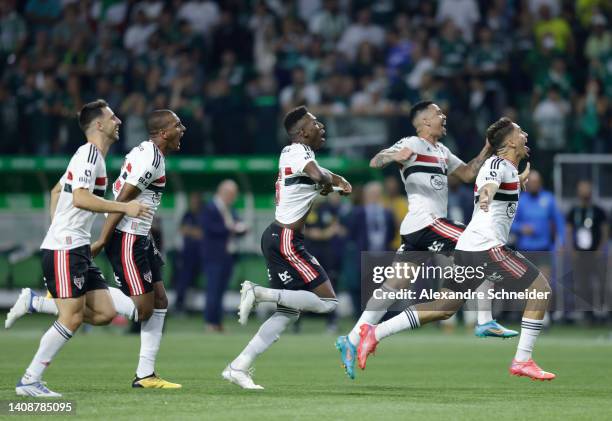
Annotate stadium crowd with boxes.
[1,0,611,168]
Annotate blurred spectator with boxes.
[123,9,157,55]
[120,92,148,150]
[200,180,247,332]
[436,0,480,42]
[25,0,62,33]
[304,195,346,332]
[511,170,565,283]
[574,78,609,153]
[585,13,611,61]
[337,7,384,61]
[309,0,349,51]
[0,2,27,57]
[174,192,204,314]
[533,85,570,151]
[533,4,574,54]
[566,180,609,321]
[382,175,407,250]
[177,0,219,35]
[447,175,474,225]
[280,66,321,113]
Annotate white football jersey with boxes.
[390,136,464,234]
[456,156,521,251]
[41,143,107,250]
[274,143,319,224]
[113,141,165,236]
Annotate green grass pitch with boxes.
[1,315,611,420]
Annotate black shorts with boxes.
[261,222,328,291]
[42,245,108,299]
[397,218,465,263]
[105,230,164,297]
[446,245,540,292]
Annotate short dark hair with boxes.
[409,100,434,125]
[78,99,108,131]
[147,109,175,135]
[283,106,308,135]
[486,117,514,152]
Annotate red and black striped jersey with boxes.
[113,140,165,236]
[274,143,319,225]
[457,155,521,251]
[389,136,464,235]
[41,143,107,250]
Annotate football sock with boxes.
[136,309,166,378]
[515,317,543,362]
[374,307,420,341]
[476,281,494,325]
[31,295,59,316]
[254,287,338,314]
[23,321,73,382]
[231,308,299,371]
[348,284,399,346]
[109,287,138,321]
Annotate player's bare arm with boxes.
[49,182,62,221]
[72,187,151,218]
[452,141,493,182]
[330,172,352,195]
[369,147,414,169]
[478,182,499,212]
[303,160,333,194]
[90,183,143,257]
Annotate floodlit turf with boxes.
[1,314,611,420]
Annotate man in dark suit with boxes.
[200,180,247,331]
[346,182,396,316]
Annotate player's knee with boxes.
[98,307,117,324]
[61,311,84,331]
[439,310,456,320]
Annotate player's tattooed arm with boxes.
[477,183,499,212]
[369,147,414,169]
[90,183,144,258]
[452,140,493,182]
[49,182,62,221]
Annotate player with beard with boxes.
[14,100,151,397]
[358,117,556,381]
[336,101,518,379]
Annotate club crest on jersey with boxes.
[143,271,153,283]
[310,256,320,266]
[278,271,293,285]
[430,174,445,190]
[506,202,517,218]
[73,275,85,290]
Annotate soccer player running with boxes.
[15,100,151,397]
[358,117,556,381]
[222,106,352,389]
[336,101,516,379]
[89,109,185,389]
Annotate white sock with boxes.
[231,308,299,371]
[109,287,138,321]
[515,317,543,362]
[374,307,420,341]
[347,284,400,345]
[255,287,338,314]
[23,321,73,382]
[31,295,58,316]
[136,309,166,378]
[476,280,494,325]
